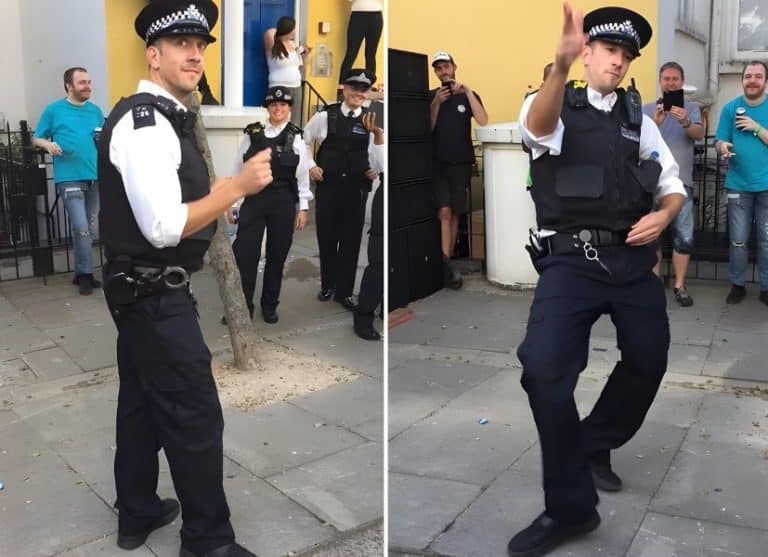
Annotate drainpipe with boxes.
[706,0,721,107]
[223,0,245,107]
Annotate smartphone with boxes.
[662,89,685,111]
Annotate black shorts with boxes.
[434,163,472,215]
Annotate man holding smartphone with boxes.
[643,62,704,307]
[715,60,768,305]
[429,51,488,289]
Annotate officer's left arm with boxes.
[626,115,686,246]
[294,135,313,211]
[367,135,385,174]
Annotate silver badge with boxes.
[457,104,466,113]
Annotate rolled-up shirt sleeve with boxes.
[109,111,188,248]
[294,135,313,210]
[368,140,384,173]
[518,92,566,159]
[639,114,686,201]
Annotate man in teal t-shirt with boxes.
[715,60,768,306]
[33,67,104,295]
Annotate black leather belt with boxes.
[548,229,629,255]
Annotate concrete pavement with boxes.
[389,275,768,557]
[0,219,384,557]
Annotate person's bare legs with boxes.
[439,206,453,257]
[652,247,662,278]
[672,251,690,289]
[449,214,459,257]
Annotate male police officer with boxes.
[304,68,384,310]
[509,5,685,556]
[98,1,271,555]
[230,86,312,324]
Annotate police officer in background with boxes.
[229,86,312,324]
[303,68,384,310]
[508,4,685,556]
[98,1,271,555]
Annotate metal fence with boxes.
[0,122,102,282]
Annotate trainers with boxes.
[443,257,463,290]
[673,286,694,307]
[726,284,746,304]
[507,511,600,557]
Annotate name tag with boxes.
[352,124,368,135]
[620,125,640,143]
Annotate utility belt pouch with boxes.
[105,255,138,305]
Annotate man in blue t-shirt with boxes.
[643,62,705,307]
[715,60,768,305]
[33,67,104,295]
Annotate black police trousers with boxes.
[516,244,669,523]
[233,188,297,315]
[315,175,368,298]
[107,286,235,554]
[355,186,383,328]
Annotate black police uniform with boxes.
[354,182,383,337]
[518,79,670,523]
[99,91,235,555]
[427,89,482,214]
[314,102,372,300]
[233,121,301,318]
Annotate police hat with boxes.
[583,6,652,59]
[341,69,376,90]
[135,0,218,45]
[264,86,294,107]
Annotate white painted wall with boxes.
[18,0,109,128]
[0,0,29,128]
[673,32,708,94]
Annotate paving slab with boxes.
[431,466,649,557]
[0,358,36,391]
[15,293,110,330]
[146,458,336,557]
[223,402,368,478]
[289,376,382,430]
[388,472,482,552]
[626,512,768,557]
[0,320,57,362]
[702,330,768,381]
[651,392,768,531]
[55,534,156,557]
[268,442,382,531]
[46,321,117,372]
[0,420,116,557]
[22,345,83,381]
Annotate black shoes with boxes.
[317,288,335,301]
[761,290,768,306]
[335,295,357,311]
[117,498,180,550]
[726,284,746,304]
[443,256,463,290]
[507,511,600,557]
[73,273,101,296]
[261,307,279,324]
[673,286,694,307]
[179,542,257,557]
[354,322,381,341]
[589,451,622,492]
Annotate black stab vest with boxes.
[98,93,215,271]
[529,83,659,232]
[315,103,370,182]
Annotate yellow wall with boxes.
[104,0,222,111]
[389,0,659,125]
[305,1,385,103]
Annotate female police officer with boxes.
[507,4,686,556]
[98,1,269,555]
[229,86,312,323]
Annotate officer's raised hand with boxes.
[237,147,273,195]
[555,2,586,74]
[362,112,384,144]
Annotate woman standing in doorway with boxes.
[264,16,310,125]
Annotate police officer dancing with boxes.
[98,1,270,555]
[509,4,685,556]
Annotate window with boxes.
[738,0,768,51]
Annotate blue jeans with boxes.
[727,189,768,289]
[670,185,695,254]
[57,181,99,275]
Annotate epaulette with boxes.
[243,122,265,136]
[132,104,156,129]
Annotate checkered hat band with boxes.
[146,4,209,41]
[588,20,641,47]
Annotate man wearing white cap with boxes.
[429,51,488,289]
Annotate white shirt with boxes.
[231,120,313,210]
[519,87,686,201]
[350,0,382,11]
[266,49,302,88]
[303,102,385,173]
[108,80,190,249]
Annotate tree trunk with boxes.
[187,94,259,370]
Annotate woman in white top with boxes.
[264,16,310,125]
[338,0,383,87]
